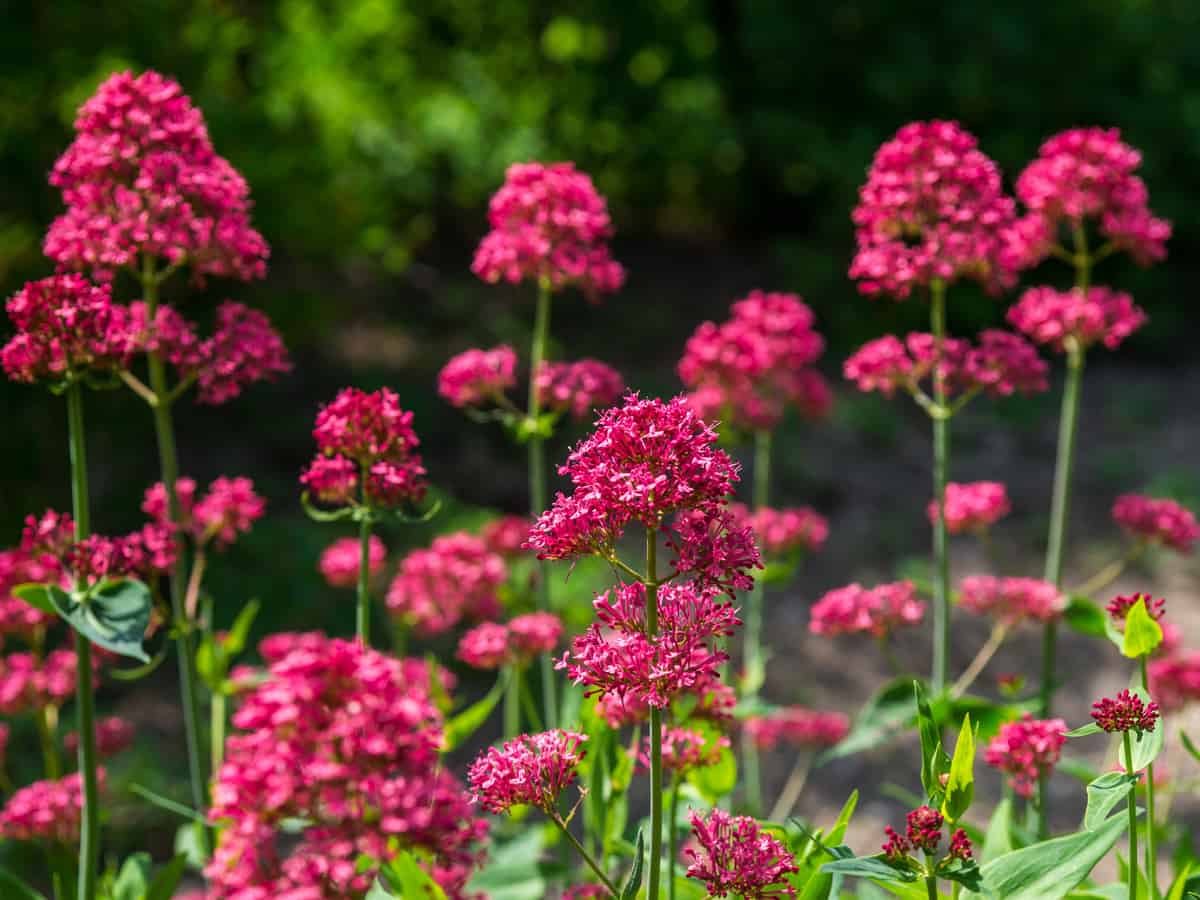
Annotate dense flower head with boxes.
[882,826,910,861]
[2,275,133,384]
[1007,286,1146,353]
[984,715,1068,798]
[928,481,1010,534]
[1091,689,1159,734]
[743,706,849,751]
[22,508,176,584]
[850,121,1018,299]
[958,575,1064,625]
[143,476,264,549]
[637,727,729,774]
[1010,128,1171,268]
[438,345,519,408]
[728,503,829,557]
[127,301,206,370]
[508,612,565,660]
[456,622,511,670]
[472,161,624,297]
[685,808,799,900]
[1148,653,1200,711]
[64,715,135,758]
[0,771,105,844]
[386,532,506,635]
[318,535,387,589]
[809,581,924,638]
[45,69,268,282]
[0,548,61,639]
[194,302,291,404]
[468,729,588,814]
[207,633,485,899]
[1112,494,1199,553]
[955,330,1048,396]
[594,670,736,729]
[480,515,531,557]
[535,359,626,421]
[1106,592,1165,623]
[559,581,740,710]
[664,507,762,594]
[0,649,96,715]
[948,829,973,861]
[906,806,944,854]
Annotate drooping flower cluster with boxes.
[45,69,268,282]
[386,532,505,635]
[472,161,624,297]
[481,515,531,558]
[535,359,626,421]
[637,727,729,775]
[318,535,387,589]
[983,715,1068,798]
[559,581,740,710]
[1091,689,1159,734]
[300,387,427,509]
[457,613,564,670]
[882,806,972,864]
[928,481,1011,534]
[1007,286,1146,353]
[64,715,135,758]
[0,771,106,844]
[1148,653,1200,711]
[438,345,519,409]
[468,729,588,814]
[1008,128,1171,268]
[728,503,829,558]
[742,707,849,751]
[1111,494,1199,553]
[957,576,1064,625]
[809,581,924,639]
[207,633,486,899]
[143,476,265,549]
[850,121,1018,299]
[685,808,800,900]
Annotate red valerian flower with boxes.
[143,476,265,549]
[742,707,849,751]
[0,770,107,844]
[685,808,799,900]
[1091,689,1159,734]
[809,581,924,638]
[1148,653,1200,711]
[438,345,519,409]
[1112,494,1199,553]
[1008,286,1146,352]
[728,503,829,557]
[455,613,564,671]
[468,729,588,814]
[957,576,1064,625]
[927,482,1010,534]
[535,359,625,421]
[318,535,387,589]
[984,715,1068,798]
[386,532,506,636]
[636,727,729,775]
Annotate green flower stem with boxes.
[926,874,938,900]
[528,281,557,728]
[930,278,951,695]
[1139,657,1160,900]
[646,526,663,900]
[503,664,521,738]
[356,512,373,644]
[552,813,619,896]
[667,778,681,900]
[1123,731,1139,900]
[211,689,227,774]
[742,428,771,815]
[35,707,62,780]
[141,260,210,856]
[66,383,100,900]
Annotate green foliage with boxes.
[442,669,511,751]
[1121,597,1164,658]
[21,578,153,661]
[941,713,975,823]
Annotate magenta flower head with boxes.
[456,622,512,670]
[1008,286,1146,353]
[386,532,506,635]
[1010,127,1171,269]
[850,121,1018,300]
[65,715,135,759]
[984,715,1068,798]
[685,808,800,900]
[472,161,624,298]
[743,707,849,751]
[637,727,729,775]
[508,611,564,659]
[0,548,60,640]
[2,275,133,385]
[468,729,588,814]
[957,575,1064,625]
[809,581,924,639]
[928,481,1010,535]
[456,614,563,670]
[438,345,519,409]
[535,359,625,421]
[45,69,268,282]
[1106,592,1165,624]
[195,301,291,404]
[729,503,829,558]
[1091,689,1160,734]
[1149,652,1200,711]
[480,514,532,558]
[318,535,387,589]
[1112,494,1199,553]
[0,770,106,844]
[143,476,264,549]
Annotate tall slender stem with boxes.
[356,513,373,644]
[929,278,951,694]
[926,875,938,900]
[503,664,521,738]
[141,261,210,855]
[528,281,557,727]
[1139,657,1159,900]
[1123,732,1139,900]
[35,707,62,780]
[742,428,771,815]
[667,778,681,900]
[553,814,619,896]
[645,526,663,900]
[210,689,227,774]
[950,623,1010,699]
[66,384,100,900]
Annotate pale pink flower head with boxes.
[65,716,135,758]
[984,715,1067,798]
[928,481,1011,535]
[45,70,268,282]
[637,727,729,775]
[535,359,625,421]
[850,121,1018,300]
[386,532,506,635]
[1010,128,1171,268]
[1091,688,1159,734]
[958,575,1064,625]
[481,514,531,558]
[0,770,106,844]
[1149,653,1200,711]
[729,502,829,558]
[743,707,849,751]
[809,581,924,639]
[318,535,387,589]
[1008,286,1146,353]
[685,808,799,900]
[472,161,624,297]
[468,729,588,814]
[456,622,511,670]
[438,345,519,408]
[1112,494,1199,553]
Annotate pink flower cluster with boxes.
[318,535,387,589]
[2,275,133,384]
[45,70,268,282]
[882,807,971,863]
[928,481,1010,534]
[679,291,830,432]
[685,808,800,900]
[438,345,518,408]
[850,121,1018,299]
[144,476,265,549]
[472,162,624,297]
[595,670,736,729]
[664,507,762,594]
[0,547,60,639]
[984,715,1068,798]
[386,532,505,635]
[742,706,849,751]
[0,649,95,715]
[1007,286,1146,353]
[1091,689,1159,734]
[207,633,486,899]
[535,359,625,421]
[957,575,1063,625]
[468,729,588,814]
[1112,494,1199,553]
[559,581,739,710]
[1149,653,1200,711]
[637,727,729,775]
[481,515,531,557]
[809,581,924,639]
[456,612,564,670]
[0,771,105,844]
[1106,592,1165,623]
[1009,128,1171,268]
[729,503,829,557]
[64,715,135,758]
[22,509,176,584]
[300,387,427,509]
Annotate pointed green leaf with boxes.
[12,582,64,615]
[1166,862,1195,900]
[113,852,151,900]
[980,796,1014,864]
[1129,721,1165,772]
[381,850,448,900]
[222,599,261,657]
[817,676,915,765]
[978,814,1128,900]
[53,578,152,662]
[300,492,356,522]
[914,681,945,797]
[941,713,975,823]
[443,669,510,751]
[145,854,189,900]
[0,867,47,900]
[1083,772,1138,830]
[1064,722,1103,738]
[686,741,737,802]
[1063,595,1107,638]
[820,856,919,884]
[1181,730,1200,764]
[131,783,207,824]
[621,829,645,900]
[1121,597,1163,659]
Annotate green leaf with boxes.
[300,491,356,522]
[467,829,547,900]
[222,599,261,658]
[1083,772,1138,830]
[112,853,151,900]
[12,582,63,614]
[365,878,397,899]
[1129,721,1165,772]
[1063,595,1107,638]
[620,829,645,900]
[820,857,918,884]
[686,740,736,803]
[941,713,975,823]
[443,669,510,751]
[980,796,1014,864]
[1064,723,1103,738]
[145,854,189,900]
[1121,597,1164,659]
[938,858,984,892]
[1167,862,1196,900]
[818,676,917,765]
[380,850,449,900]
[0,867,47,900]
[174,822,206,870]
[130,783,207,824]
[914,681,946,798]
[978,814,1128,900]
[107,641,169,682]
[1181,730,1200,764]
[54,578,152,662]
[795,792,858,900]
[828,790,858,844]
